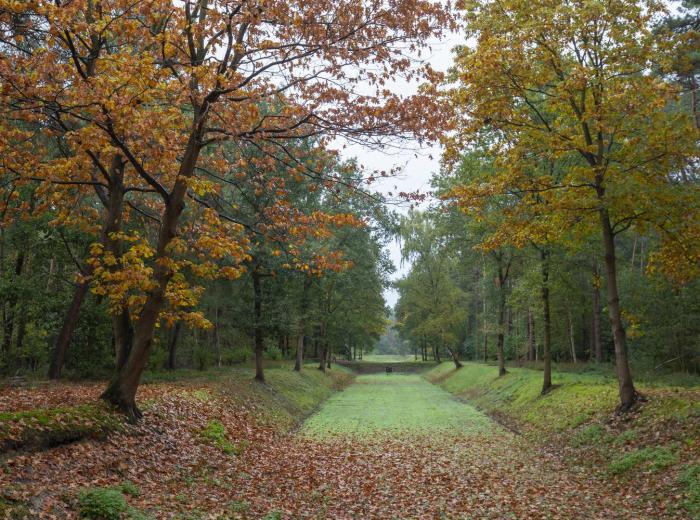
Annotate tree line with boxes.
[396,0,700,411]
[0,0,453,419]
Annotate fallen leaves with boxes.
[0,378,692,519]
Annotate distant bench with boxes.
[385,366,393,374]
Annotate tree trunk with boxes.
[434,344,441,363]
[599,209,637,411]
[113,309,133,371]
[252,268,264,382]
[101,139,198,420]
[592,261,603,363]
[567,307,577,363]
[318,322,327,372]
[541,249,552,394]
[527,310,536,362]
[2,251,25,354]
[496,274,507,377]
[294,278,311,372]
[50,155,128,378]
[446,344,462,369]
[48,279,90,378]
[166,321,182,370]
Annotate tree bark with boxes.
[496,256,508,377]
[2,251,25,354]
[599,208,637,411]
[166,321,182,370]
[294,278,311,372]
[567,307,577,363]
[527,310,536,362]
[50,155,128,379]
[318,322,327,372]
[252,268,264,382]
[101,137,198,420]
[446,344,462,369]
[541,249,552,394]
[48,279,90,378]
[592,261,603,363]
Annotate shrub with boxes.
[78,488,127,520]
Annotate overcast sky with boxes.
[337,30,463,308]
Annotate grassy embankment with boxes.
[1,363,354,518]
[0,362,353,453]
[427,362,700,517]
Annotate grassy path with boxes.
[285,371,665,519]
[301,374,494,436]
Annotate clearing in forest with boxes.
[301,373,494,436]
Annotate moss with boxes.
[78,487,127,520]
[608,445,680,475]
[0,403,127,452]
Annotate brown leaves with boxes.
[0,379,681,519]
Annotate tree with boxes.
[1,0,452,418]
[445,0,699,410]
[396,211,466,369]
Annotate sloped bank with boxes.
[426,362,700,518]
[0,363,354,455]
[1,363,355,518]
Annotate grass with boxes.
[679,464,700,517]
[427,361,700,516]
[300,373,495,437]
[607,444,680,475]
[214,363,354,430]
[199,420,245,455]
[427,362,700,433]
[78,487,128,520]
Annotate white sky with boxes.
[338,31,463,308]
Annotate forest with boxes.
[0,0,699,518]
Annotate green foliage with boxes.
[262,511,282,520]
[78,488,127,520]
[608,445,680,475]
